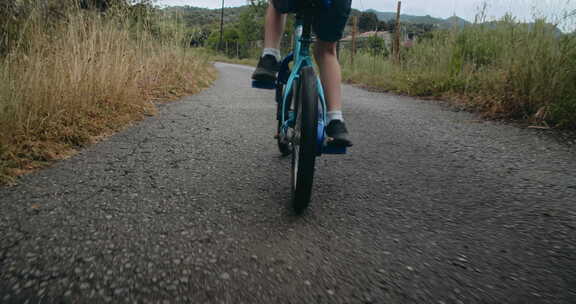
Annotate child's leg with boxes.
[311,0,351,121]
[314,40,352,146]
[252,1,286,82]
[264,1,286,52]
[314,40,342,114]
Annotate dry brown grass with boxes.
[0,9,216,185]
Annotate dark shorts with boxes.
[272,0,352,42]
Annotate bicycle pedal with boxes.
[252,80,276,90]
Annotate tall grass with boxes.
[341,15,576,128]
[0,2,215,184]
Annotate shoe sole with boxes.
[252,68,277,83]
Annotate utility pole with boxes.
[351,15,358,66]
[219,0,225,51]
[394,1,402,63]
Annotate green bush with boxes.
[366,35,389,57]
[341,15,576,127]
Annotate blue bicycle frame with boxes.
[276,13,346,155]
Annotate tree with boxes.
[189,28,211,47]
[358,12,379,32]
[377,20,388,31]
[79,0,131,11]
[237,7,263,57]
[207,28,241,57]
[366,35,388,57]
[247,0,267,14]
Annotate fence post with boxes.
[394,1,402,63]
[351,15,357,66]
[219,0,224,51]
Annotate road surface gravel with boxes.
[1,62,575,303]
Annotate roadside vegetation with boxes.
[197,2,575,129]
[0,0,215,184]
[205,50,259,67]
[340,14,576,128]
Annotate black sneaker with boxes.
[326,120,353,147]
[252,55,280,83]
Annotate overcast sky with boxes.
[156,0,575,31]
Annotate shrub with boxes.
[341,15,576,127]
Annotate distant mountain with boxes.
[162,5,564,35]
[164,5,471,29]
[365,9,471,29]
[444,16,471,28]
[163,5,250,27]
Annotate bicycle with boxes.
[253,0,347,214]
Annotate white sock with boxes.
[327,111,343,124]
[262,48,281,62]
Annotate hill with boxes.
[162,5,563,35]
[163,5,250,27]
[365,9,470,28]
[164,5,471,29]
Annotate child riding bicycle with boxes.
[252,0,353,147]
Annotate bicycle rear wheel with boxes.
[291,66,318,214]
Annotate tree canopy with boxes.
[358,12,379,32]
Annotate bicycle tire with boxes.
[291,66,318,214]
[276,84,293,156]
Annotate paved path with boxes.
[1,63,575,303]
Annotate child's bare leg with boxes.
[264,1,286,52]
[314,40,352,146]
[252,1,286,82]
[314,40,342,114]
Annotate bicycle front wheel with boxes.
[291,66,318,214]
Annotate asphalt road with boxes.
[1,62,575,304]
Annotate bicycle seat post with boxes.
[294,11,315,63]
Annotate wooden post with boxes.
[219,0,225,51]
[351,15,358,66]
[394,1,402,63]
